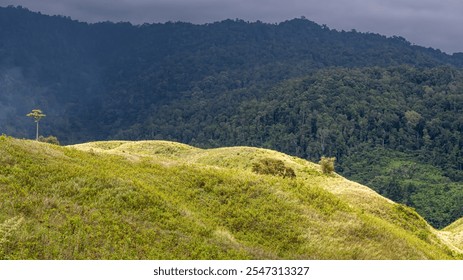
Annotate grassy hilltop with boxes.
[0,135,462,259]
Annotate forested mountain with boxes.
[2,6,463,143]
[0,6,462,228]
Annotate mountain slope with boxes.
[0,136,461,259]
[1,6,463,143]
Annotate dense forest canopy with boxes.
[0,6,462,228]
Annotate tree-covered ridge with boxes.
[1,6,463,143]
[127,66,463,176]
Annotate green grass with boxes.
[442,218,463,252]
[0,136,461,259]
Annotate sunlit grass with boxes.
[0,136,461,259]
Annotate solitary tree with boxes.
[26,109,46,141]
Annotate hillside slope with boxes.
[442,218,463,252]
[0,136,461,259]
[2,7,462,231]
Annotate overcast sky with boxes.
[2,0,462,54]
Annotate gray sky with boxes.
[2,0,462,54]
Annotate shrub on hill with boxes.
[252,158,296,178]
[320,157,336,174]
[38,135,60,145]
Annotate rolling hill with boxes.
[0,135,461,259]
[1,6,463,230]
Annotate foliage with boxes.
[38,135,60,145]
[320,157,336,174]
[26,109,46,123]
[342,147,463,229]
[252,158,296,178]
[1,6,463,144]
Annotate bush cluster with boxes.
[252,158,296,178]
[38,135,60,145]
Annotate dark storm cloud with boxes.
[2,0,462,53]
